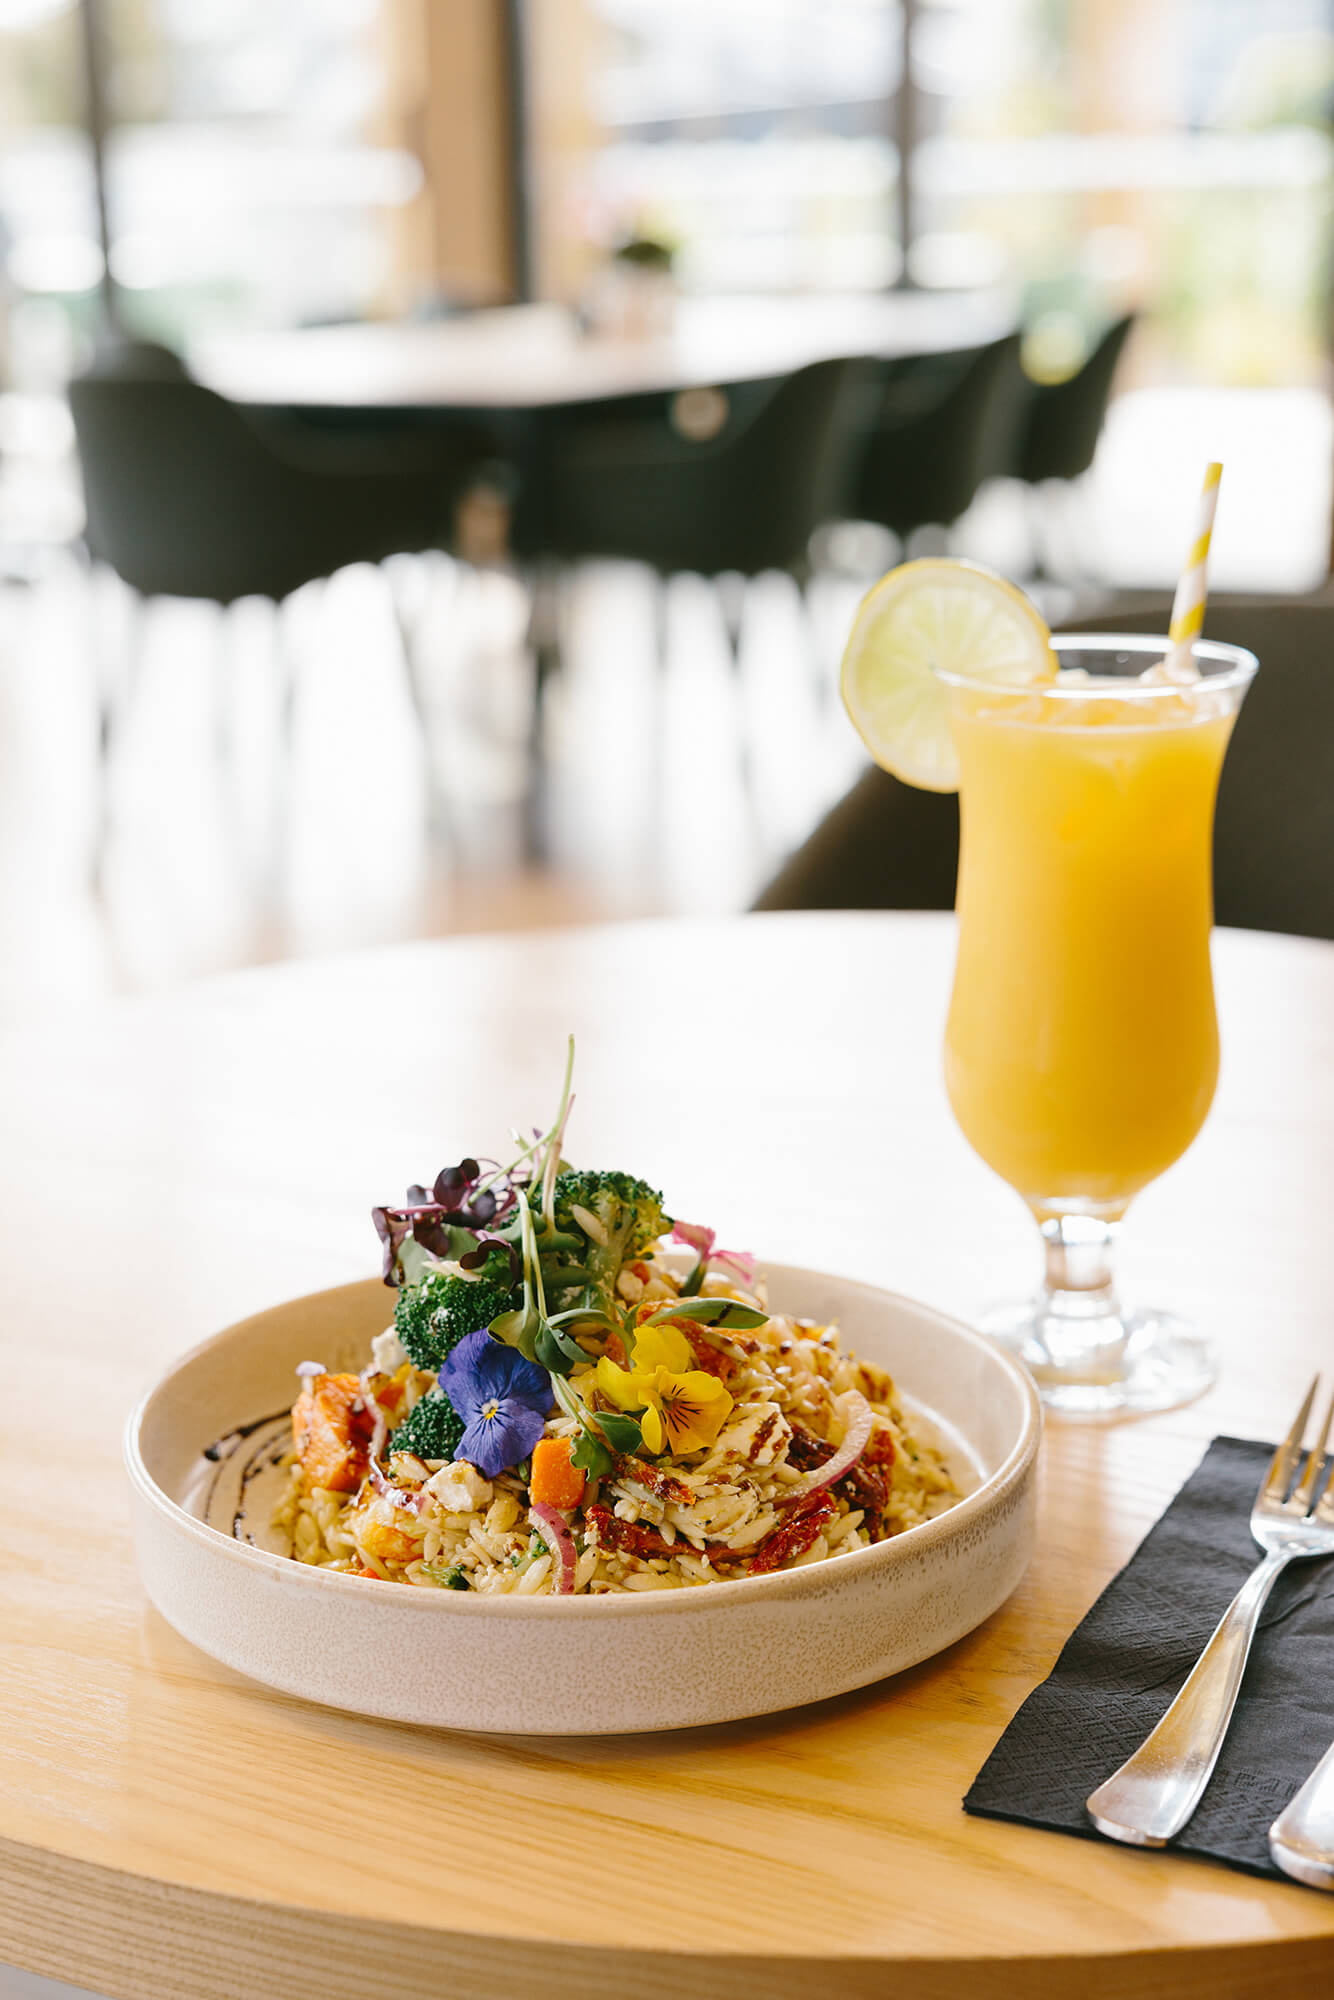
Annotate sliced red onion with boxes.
[529,1503,577,1594]
[368,1455,428,1515]
[782,1391,874,1501]
[358,1367,391,1462]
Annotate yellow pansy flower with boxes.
[594,1323,690,1410]
[594,1353,644,1411]
[592,1334,734,1459]
[638,1367,733,1456]
[629,1323,692,1375]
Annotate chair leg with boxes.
[89,574,146,890]
[522,560,563,863]
[266,591,302,901]
[209,600,259,870]
[643,571,670,840]
[387,557,450,845]
[649,568,672,675]
[786,558,829,707]
[275,595,300,766]
[716,570,746,674]
[712,571,758,802]
[1025,483,1053,582]
[213,602,236,769]
[804,583,827,707]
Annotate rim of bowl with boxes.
[123,1268,1042,1619]
[935,632,1259,701]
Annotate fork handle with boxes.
[1086,1547,1290,1847]
[1270,1740,1334,1890]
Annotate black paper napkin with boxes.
[965,1434,1334,1881]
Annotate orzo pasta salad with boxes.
[275,1045,957,1594]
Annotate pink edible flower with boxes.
[672,1220,756,1288]
[672,1220,715,1258]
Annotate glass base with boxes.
[982,1300,1216,1419]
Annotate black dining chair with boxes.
[82,333,190,383]
[847,333,1028,547]
[68,345,471,857]
[527,357,866,588]
[504,357,870,847]
[1013,313,1136,576]
[1015,314,1136,487]
[754,599,1334,943]
[71,351,464,607]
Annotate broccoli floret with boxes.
[389,1382,466,1464]
[546,1170,669,1309]
[551,1169,668,1260]
[393,1269,519,1371]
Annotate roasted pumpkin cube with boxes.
[292,1372,376,1493]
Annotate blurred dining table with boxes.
[189,289,1016,411]
[3,912,1334,1999]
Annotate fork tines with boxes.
[1263,1376,1334,1516]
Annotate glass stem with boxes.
[1040,1210,1118,1301]
[1032,1209,1127,1374]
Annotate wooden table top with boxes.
[189,290,1014,409]
[4,913,1334,2000]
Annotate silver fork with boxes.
[1270,1738,1334,1889]
[1086,1377,1334,1848]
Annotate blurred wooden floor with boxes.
[0,552,867,1027]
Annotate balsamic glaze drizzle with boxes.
[198,1409,290,1544]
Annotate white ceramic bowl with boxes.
[125,1265,1041,1735]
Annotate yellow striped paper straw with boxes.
[1162,461,1222,681]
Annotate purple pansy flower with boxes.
[438,1330,553,1479]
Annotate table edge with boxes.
[4,1837,1333,2000]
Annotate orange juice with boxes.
[944,683,1239,1210]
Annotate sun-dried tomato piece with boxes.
[836,1461,890,1538]
[745,1490,838,1574]
[587,1502,678,1561]
[863,1424,897,1469]
[786,1424,836,1472]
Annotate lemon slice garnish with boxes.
[839,558,1054,792]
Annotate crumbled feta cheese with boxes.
[424,1462,493,1515]
[371,1326,408,1374]
[714,1401,788,1466]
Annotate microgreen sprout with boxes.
[551,1372,643,1480]
[540,1034,576,1228]
[490,1196,547,1360]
